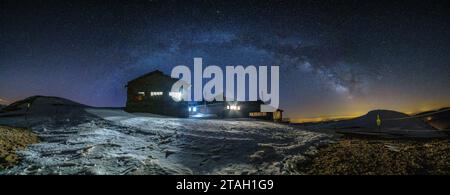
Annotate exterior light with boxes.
[193,107,197,112]
[189,107,192,112]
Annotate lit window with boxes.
[135,96,143,101]
[228,105,241,110]
[249,112,267,117]
[193,107,197,112]
[150,91,163,96]
[138,92,145,96]
[189,107,192,112]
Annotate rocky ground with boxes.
[0,125,39,170]
[293,138,450,175]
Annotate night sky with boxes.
[1,0,450,121]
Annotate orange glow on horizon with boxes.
[291,114,362,123]
[0,97,9,104]
[289,101,450,123]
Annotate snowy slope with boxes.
[304,110,447,138]
[1,106,331,175]
[0,96,91,128]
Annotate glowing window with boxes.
[228,105,240,110]
[249,112,267,117]
[138,92,145,96]
[150,92,163,96]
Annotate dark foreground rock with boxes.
[292,138,450,175]
[0,125,39,169]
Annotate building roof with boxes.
[126,70,191,88]
[127,70,167,84]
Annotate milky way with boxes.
[1,0,450,119]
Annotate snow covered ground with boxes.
[1,107,332,175]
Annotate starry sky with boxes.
[1,0,450,121]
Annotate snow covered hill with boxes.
[0,97,331,175]
[0,96,92,128]
[304,110,447,138]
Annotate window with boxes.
[150,91,163,96]
[135,95,143,101]
[227,105,240,110]
[249,112,267,117]
[135,92,145,101]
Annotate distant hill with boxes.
[415,107,450,116]
[0,96,91,128]
[0,95,88,118]
[422,107,450,130]
[1,95,86,113]
[307,109,446,138]
[325,110,434,130]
